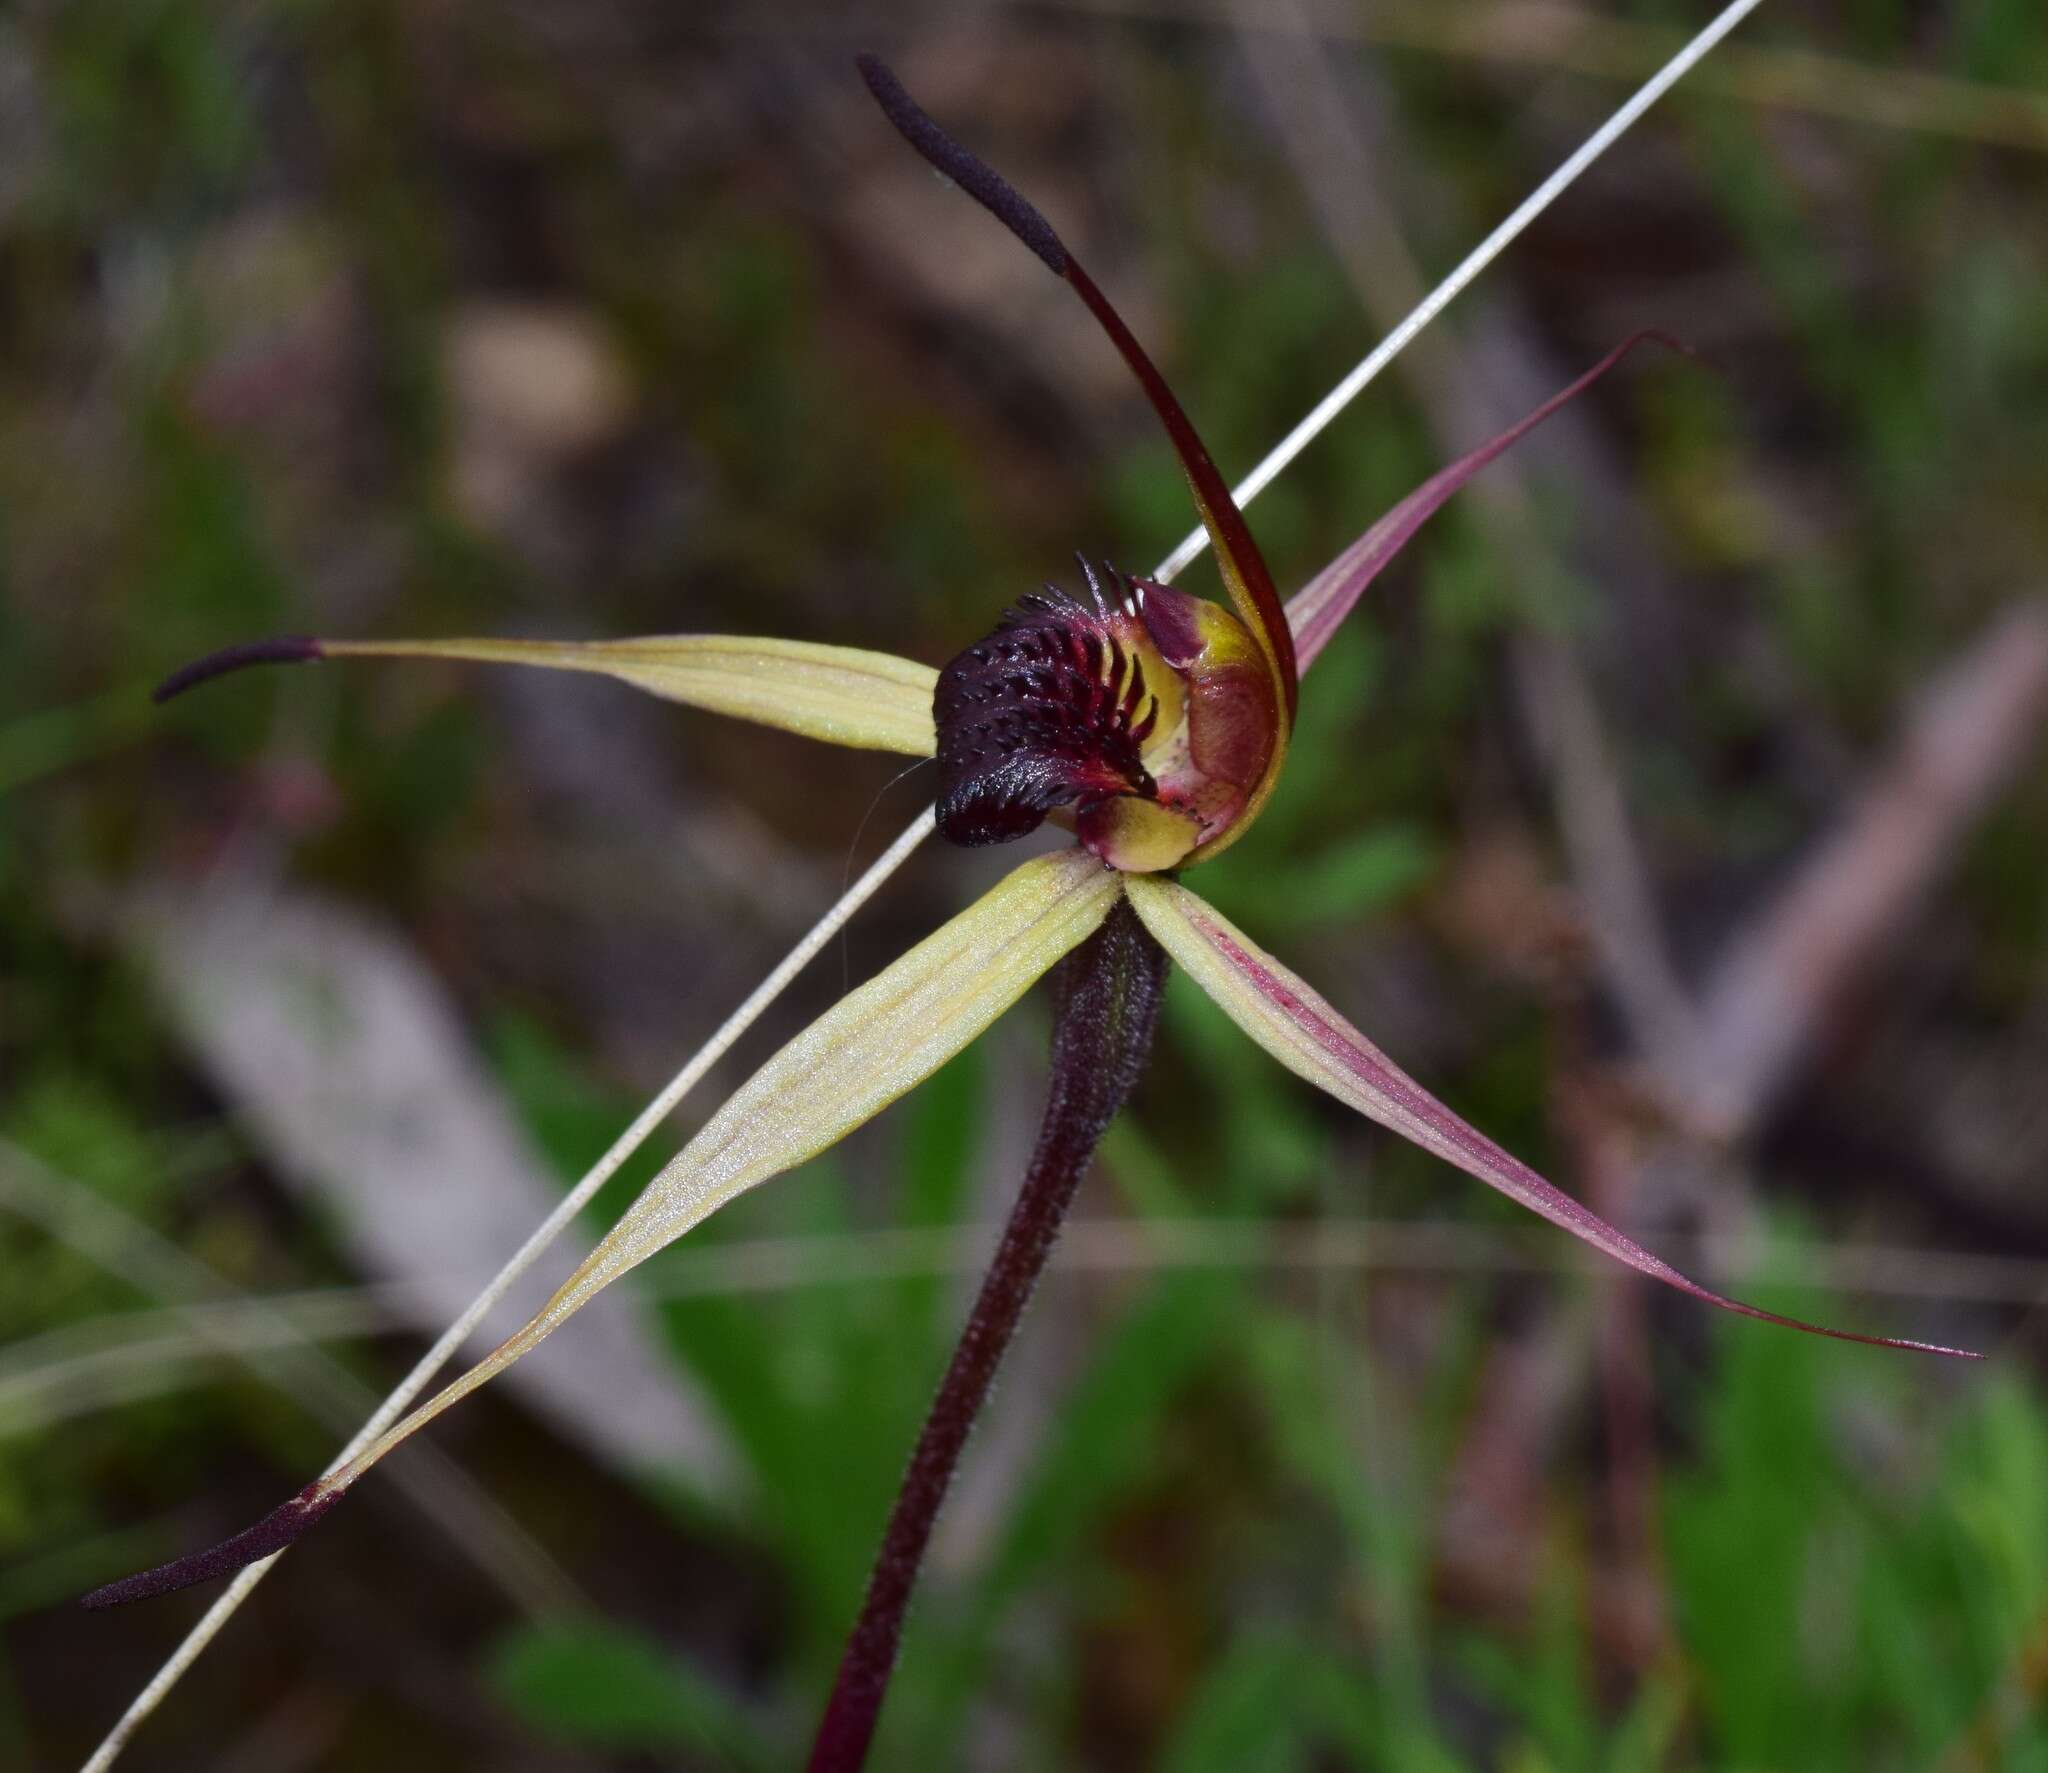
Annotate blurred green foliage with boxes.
[478,1037,2048,1769]
[4,0,2047,1767]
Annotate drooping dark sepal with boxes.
[933,582,1161,847]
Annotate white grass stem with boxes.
[82,807,935,1773]
[87,3,1765,1757]
[0,1139,573,1613]
[1151,0,1767,586]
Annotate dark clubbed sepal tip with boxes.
[153,635,324,705]
[855,54,1068,277]
[82,1483,342,1609]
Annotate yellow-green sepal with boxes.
[323,634,938,756]
[306,848,1124,1500]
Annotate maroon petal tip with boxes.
[1626,326,1708,369]
[153,636,324,705]
[81,1483,341,1609]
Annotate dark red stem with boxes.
[806,894,1169,1772]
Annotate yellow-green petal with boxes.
[312,847,1123,1496]
[326,634,938,756]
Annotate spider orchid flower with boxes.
[92,56,1975,1645]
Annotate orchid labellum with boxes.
[97,55,1977,1772]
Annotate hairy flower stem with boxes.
[806,894,1169,1772]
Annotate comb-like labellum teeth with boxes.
[934,560,1289,866]
[934,592,1161,847]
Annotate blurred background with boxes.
[5,2,2048,1767]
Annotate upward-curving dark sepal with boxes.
[856,54,1296,730]
[855,55,1067,277]
[933,589,1159,847]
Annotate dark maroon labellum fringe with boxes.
[81,1483,340,1609]
[806,896,1169,1772]
[934,573,1162,848]
[153,636,324,704]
